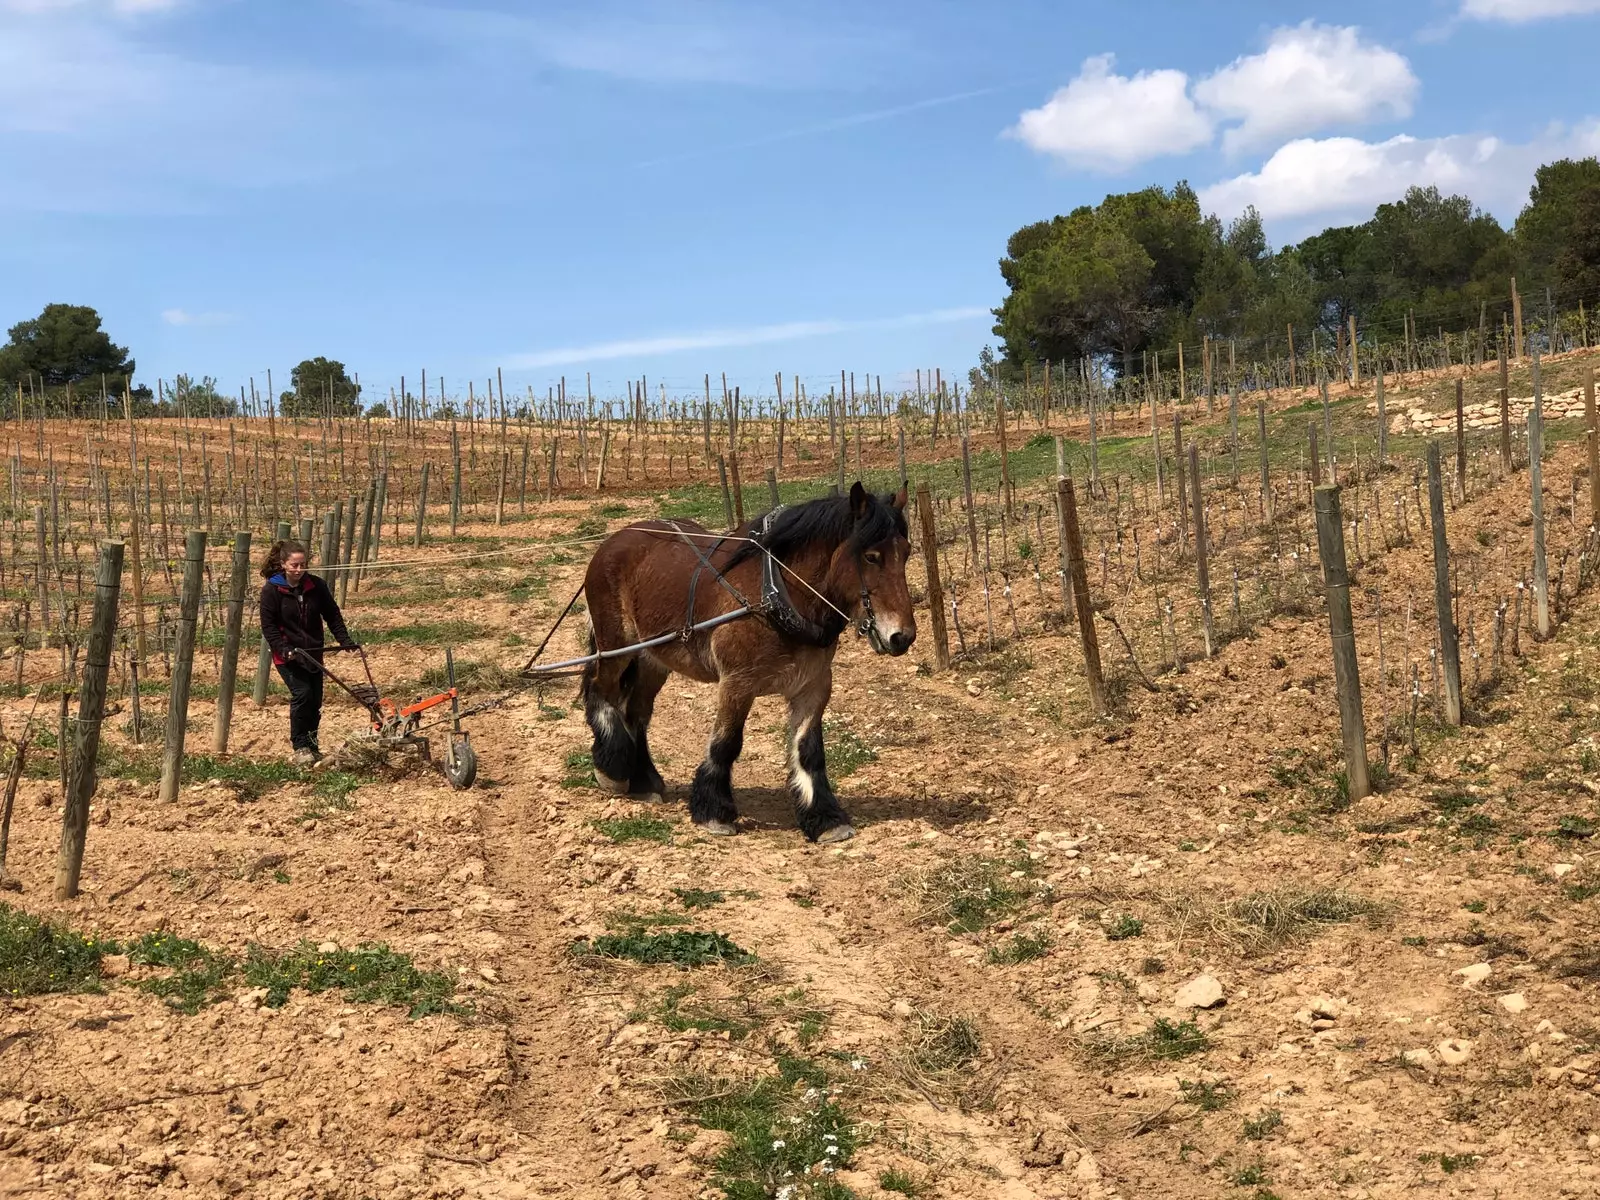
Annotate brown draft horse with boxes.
[578,482,916,842]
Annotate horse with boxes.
[577,481,916,843]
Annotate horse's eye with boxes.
[864,550,884,566]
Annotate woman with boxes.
[258,539,355,764]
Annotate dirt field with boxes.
[3,352,1600,1199]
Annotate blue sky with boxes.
[3,0,1599,405]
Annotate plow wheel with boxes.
[444,735,477,790]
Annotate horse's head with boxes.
[834,482,916,656]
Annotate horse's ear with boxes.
[891,485,908,511]
[848,481,869,519]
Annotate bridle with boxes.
[854,549,891,654]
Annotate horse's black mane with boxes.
[727,488,906,567]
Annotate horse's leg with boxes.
[624,656,669,799]
[688,682,753,835]
[786,673,854,843]
[580,603,638,793]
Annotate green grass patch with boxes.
[0,904,115,997]
[1179,1078,1235,1111]
[572,930,753,967]
[1085,1018,1209,1065]
[241,942,463,1018]
[562,750,596,789]
[907,856,1033,935]
[672,887,727,909]
[127,932,234,1014]
[878,1169,926,1197]
[1242,1108,1283,1140]
[986,929,1052,965]
[677,1072,858,1200]
[1419,1152,1480,1174]
[606,908,693,934]
[654,983,755,1039]
[362,620,493,647]
[593,815,674,844]
[822,720,877,779]
[1106,913,1145,940]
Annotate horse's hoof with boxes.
[695,820,738,837]
[594,770,629,795]
[631,791,666,805]
[815,824,856,844]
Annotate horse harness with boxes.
[667,509,889,652]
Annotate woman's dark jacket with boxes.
[258,573,352,666]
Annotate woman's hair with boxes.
[261,539,310,580]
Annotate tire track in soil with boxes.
[474,706,613,1197]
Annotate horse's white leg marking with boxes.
[788,715,817,809]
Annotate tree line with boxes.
[0,303,363,420]
[991,156,1600,378]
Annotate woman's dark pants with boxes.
[276,660,324,751]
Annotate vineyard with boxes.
[2,330,1600,1200]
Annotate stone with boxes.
[318,941,339,954]
[177,1155,223,1187]
[1309,995,1346,1020]
[1498,992,1529,1014]
[324,1022,344,1042]
[1311,1018,1337,1032]
[1022,1129,1073,1168]
[1552,863,1576,878]
[1403,1048,1436,1068]
[1436,1038,1472,1066]
[891,1000,914,1018]
[99,954,131,979]
[1174,973,1225,1009]
[452,859,486,883]
[1454,962,1492,987]
[1073,1153,1101,1182]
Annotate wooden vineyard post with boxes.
[1172,412,1188,555]
[996,382,1013,516]
[1312,485,1370,802]
[158,529,207,804]
[1454,378,1467,498]
[213,531,253,753]
[495,449,508,525]
[765,467,780,510]
[728,454,745,527]
[959,435,980,562]
[54,539,122,900]
[1531,346,1550,639]
[915,482,950,671]
[319,509,338,573]
[1257,394,1272,522]
[253,520,292,706]
[414,461,430,547]
[1349,313,1360,386]
[450,449,462,536]
[1498,336,1512,472]
[1189,444,1213,657]
[1321,377,1336,484]
[1426,444,1463,726]
[1308,423,1321,488]
[1375,367,1387,467]
[716,456,734,527]
[339,492,358,604]
[1056,478,1106,716]
[1585,361,1599,531]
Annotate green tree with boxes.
[1554,182,1600,303]
[992,183,1207,374]
[280,357,361,418]
[0,303,135,388]
[165,374,238,418]
[1516,157,1600,289]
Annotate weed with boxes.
[1462,899,1487,914]
[878,1168,925,1196]
[1178,1078,1235,1111]
[593,816,673,844]
[1402,935,1428,947]
[894,1009,993,1109]
[672,887,726,909]
[906,856,1031,934]
[822,719,877,778]
[1242,1108,1283,1140]
[416,657,522,694]
[1418,1152,1480,1173]
[0,904,113,997]
[606,908,692,934]
[127,932,234,1014]
[1230,1162,1269,1186]
[242,942,462,1018]
[689,1074,858,1200]
[364,620,492,647]
[1085,1018,1209,1065]
[655,983,753,1039]
[562,750,597,788]
[572,931,753,967]
[1556,814,1597,839]
[1139,956,1166,975]
[1106,913,1144,940]
[1163,886,1383,956]
[272,868,291,885]
[986,929,1052,965]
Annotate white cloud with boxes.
[1198,120,1600,234]
[161,308,233,327]
[1195,23,1417,154]
[506,307,989,369]
[1006,53,1212,171]
[1461,0,1600,20]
